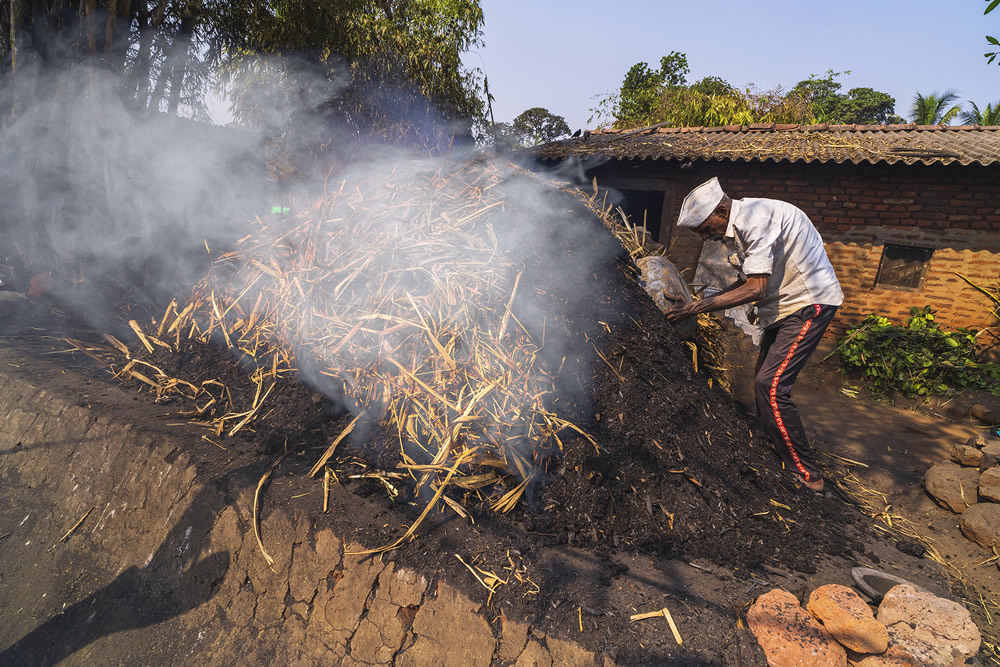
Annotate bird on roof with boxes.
[571,129,581,138]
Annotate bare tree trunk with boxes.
[132,0,172,109]
[9,0,21,70]
[148,36,170,111]
[166,12,193,115]
[8,0,23,117]
[83,0,98,55]
[103,0,116,53]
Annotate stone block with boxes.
[960,502,1000,549]
[984,439,1000,458]
[747,588,846,666]
[847,644,922,666]
[950,443,982,467]
[877,584,980,665]
[922,462,980,513]
[807,584,887,654]
[980,467,1000,503]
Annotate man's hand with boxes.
[664,275,769,323]
[664,300,699,323]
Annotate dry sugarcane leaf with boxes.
[309,410,366,477]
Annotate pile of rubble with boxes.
[748,582,981,666]
[923,431,1000,557]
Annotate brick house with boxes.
[535,123,1000,338]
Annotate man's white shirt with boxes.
[724,198,844,328]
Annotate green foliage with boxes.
[483,121,523,151]
[837,88,897,124]
[652,86,816,127]
[511,107,570,146]
[208,0,487,146]
[657,52,691,88]
[986,0,1000,64]
[837,306,1000,399]
[791,71,896,124]
[960,101,1000,125]
[791,71,848,120]
[615,51,689,128]
[0,0,488,149]
[909,90,963,125]
[596,61,895,130]
[689,76,734,96]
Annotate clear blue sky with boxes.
[465,0,998,130]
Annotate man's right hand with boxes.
[664,300,698,323]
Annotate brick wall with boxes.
[592,159,1000,336]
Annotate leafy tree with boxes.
[689,76,733,96]
[657,51,690,88]
[484,121,524,151]
[960,100,1000,125]
[211,0,487,148]
[909,90,962,125]
[791,71,848,120]
[836,88,896,124]
[511,107,569,146]
[791,71,896,124]
[0,0,488,148]
[615,51,689,127]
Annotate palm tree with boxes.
[960,101,1000,126]
[909,90,962,125]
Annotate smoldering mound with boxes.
[103,153,871,576]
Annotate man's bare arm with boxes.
[664,275,768,323]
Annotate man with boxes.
[664,177,843,492]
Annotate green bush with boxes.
[837,306,1000,399]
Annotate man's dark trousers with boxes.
[754,304,838,483]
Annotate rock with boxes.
[950,443,982,467]
[877,584,981,666]
[971,404,999,425]
[807,584,888,654]
[960,502,1000,549]
[967,432,991,448]
[981,467,1000,503]
[848,632,950,666]
[982,451,999,470]
[922,462,980,513]
[747,588,847,666]
[984,439,1000,458]
[893,540,925,559]
[848,645,922,666]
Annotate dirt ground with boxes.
[2,292,999,664]
[797,362,1000,616]
[0,171,997,663]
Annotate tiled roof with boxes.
[534,124,1000,167]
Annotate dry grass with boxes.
[84,155,714,555]
[102,157,641,551]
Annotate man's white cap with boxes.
[676,177,724,228]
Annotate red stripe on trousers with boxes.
[769,305,821,481]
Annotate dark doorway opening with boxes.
[617,189,665,242]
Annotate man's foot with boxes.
[793,474,824,492]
